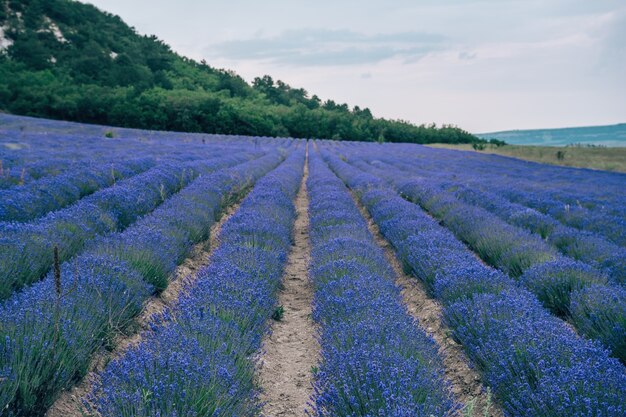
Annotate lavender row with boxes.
[380,152,626,247]
[345,150,623,284]
[90,148,304,417]
[322,149,626,417]
[0,145,203,189]
[445,183,625,282]
[307,149,456,416]
[343,155,625,301]
[0,154,253,300]
[0,113,288,164]
[341,150,626,362]
[0,136,267,224]
[0,158,83,189]
[0,113,282,144]
[0,158,157,222]
[352,144,626,246]
[0,149,288,417]
[371,142,625,216]
[495,182,625,246]
[0,113,282,191]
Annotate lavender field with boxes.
[0,114,625,417]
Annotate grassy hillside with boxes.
[478,124,626,147]
[427,143,626,172]
[0,0,477,143]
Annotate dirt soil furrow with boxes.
[257,146,319,417]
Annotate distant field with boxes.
[427,143,626,173]
[478,123,626,147]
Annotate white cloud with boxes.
[203,29,447,66]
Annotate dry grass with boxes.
[427,144,626,173]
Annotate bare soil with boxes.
[45,202,242,417]
[349,189,504,417]
[257,147,319,417]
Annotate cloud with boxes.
[458,51,477,60]
[204,28,448,66]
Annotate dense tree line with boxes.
[0,0,479,143]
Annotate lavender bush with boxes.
[323,148,626,417]
[308,150,456,416]
[91,148,304,417]
[0,150,287,416]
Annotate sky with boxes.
[86,0,625,132]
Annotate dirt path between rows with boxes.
[257,147,319,417]
[46,201,243,417]
[348,189,504,417]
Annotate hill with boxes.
[0,0,476,143]
[478,124,626,147]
